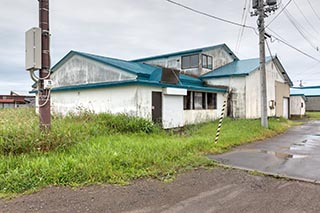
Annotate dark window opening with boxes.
[182,54,199,69]
[193,92,203,109]
[202,54,213,69]
[184,91,191,110]
[183,91,217,110]
[207,93,217,109]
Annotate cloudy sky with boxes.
[0,0,320,94]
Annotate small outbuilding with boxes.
[290,86,320,112]
[290,93,306,118]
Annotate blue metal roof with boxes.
[201,57,273,79]
[52,51,161,78]
[50,79,227,93]
[131,43,239,62]
[49,51,227,93]
[291,87,320,97]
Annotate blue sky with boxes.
[0,0,320,94]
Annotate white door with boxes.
[283,98,289,119]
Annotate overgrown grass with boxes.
[0,108,157,155]
[0,108,293,195]
[306,111,320,120]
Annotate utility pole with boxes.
[39,0,51,130]
[252,0,277,128]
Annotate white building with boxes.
[290,94,306,117]
[200,56,293,119]
[47,50,227,129]
[42,44,294,129]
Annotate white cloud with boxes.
[1,0,320,95]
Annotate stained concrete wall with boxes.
[290,96,306,116]
[50,85,222,128]
[51,55,136,88]
[206,77,246,118]
[183,92,225,125]
[162,94,184,129]
[140,47,234,77]
[205,60,290,119]
[51,86,144,117]
[275,81,290,117]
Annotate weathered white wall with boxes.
[201,47,235,75]
[51,86,141,116]
[51,55,136,88]
[140,47,234,77]
[183,93,225,125]
[290,96,306,116]
[50,85,204,129]
[205,60,290,119]
[206,77,246,118]
[162,95,184,129]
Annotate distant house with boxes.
[291,86,320,112]
[41,43,293,128]
[290,93,306,117]
[0,91,35,109]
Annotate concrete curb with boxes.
[213,161,320,185]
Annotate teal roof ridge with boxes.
[201,56,273,79]
[131,43,238,62]
[292,85,320,89]
[71,51,160,77]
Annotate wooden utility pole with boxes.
[39,0,51,129]
[252,0,278,128]
[258,0,268,128]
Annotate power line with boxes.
[283,8,320,50]
[266,0,293,28]
[166,0,320,63]
[268,32,320,62]
[235,0,250,53]
[292,0,320,37]
[306,0,320,22]
[165,0,256,31]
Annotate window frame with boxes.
[207,93,217,109]
[202,54,213,69]
[181,54,199,69]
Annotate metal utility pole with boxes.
[39,0,51,129]
[252,0,277,128]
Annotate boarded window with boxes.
[182,54,199,69]
[207,93,217,109]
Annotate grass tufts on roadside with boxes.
[0,108,293,194]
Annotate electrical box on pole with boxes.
[252,0,259,9]
[25,27,42,70]
[266,0,277,6]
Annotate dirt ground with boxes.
[1,167,320,213]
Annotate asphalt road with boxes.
[2,168,320,213]
[209,120,320,183]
